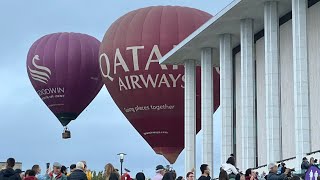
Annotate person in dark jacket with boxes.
[0,158,21,180]
[301,157,310,171]
[67,162,87,180]
[267,163,289,180]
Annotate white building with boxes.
[160,0,320,175]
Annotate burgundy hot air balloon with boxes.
[99,6,220,164]
[27,32,103,138]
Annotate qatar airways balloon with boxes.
[99,6,220,163]
[27,32,102,138]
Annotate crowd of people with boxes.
[218,155,320,180]
[0,156,319,180]
[0,158,92,180]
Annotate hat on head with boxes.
[53,162,62,168]
[156,165,165,171]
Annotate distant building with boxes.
[0,162,22,170]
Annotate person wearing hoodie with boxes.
[45,162,67,180]
[0,158,21,180]
[24,170,37,180]
[67,162,87,180]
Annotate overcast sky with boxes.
[0,0,233,178]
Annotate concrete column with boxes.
[264,1,281,164]
[201,48,214,174]
[240,18,256,169]
[292,0,310,171]
[184,59,196,176]
[219,34,233,163]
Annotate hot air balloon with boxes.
[99,6,220,164]
[27,32,103,139]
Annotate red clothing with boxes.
[121,173,131,180]
[24,176,38,180]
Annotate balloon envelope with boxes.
[27,32,103,126]
[99,6,219,163]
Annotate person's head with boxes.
[32,165,41,174]
[303,157,308,162]
[281,163,286,167]
[200,164,210,176]
[76,162,85,171]
[162,172,175,180]
[226,157,236,166]
[245,168,255,177]
[311,157,315,164]
[186,172,194,180]
[177,176,184,180]
[6,158,15,168]
[268,163,278,173]
[104,163,115,178]
[136,172,145,180]
[61,166,67,175]
[25,170,31,177]
[156,165,165,176]
[53,162,62,174]
[28,170,36,177]
[70,164,76,172]
[81,161,87,171]
[219,169,229,180]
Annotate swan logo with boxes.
[28,55,52,84]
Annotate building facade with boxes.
[160,0,320,174]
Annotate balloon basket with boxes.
[62,127,71,139]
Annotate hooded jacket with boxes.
[0,168,21,180]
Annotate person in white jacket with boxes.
[221,157,239,175]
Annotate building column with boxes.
[201,48,214,174]
[184,59,196,176]
[264,1,281,164]
[219,34,233,163]
[240,18,256,169]
[292,0,310,171]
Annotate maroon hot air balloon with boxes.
[27,32,103,138]
[99,6,220,163]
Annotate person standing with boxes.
[80,161,91,180]
[0,158,21,180]
[186,172,194,180]
[32,165,45,180]
[152,165,165,180]
[267,163,289,180]
[198,164,211,180]
[45,162,67,180]
[67,162,87,180]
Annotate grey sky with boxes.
[0,0,232,178]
